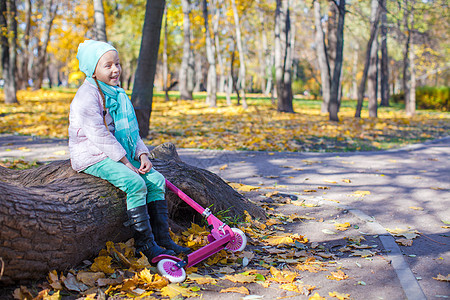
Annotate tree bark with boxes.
[202,0,217,107]
[132,0,165,138]
[367,0,379,118]
[163,6,169,101]
[379,0,390,107]
[179,0,194,100]
[213,0,225,93]
[18,0,31,90]
[313,0,330,114]
[93,0,108,42]
[230,0,247,108]
[32,0,58,90]
[274,0,294,113]
[355,4,382,118]
[328,0,346,122]
[351,44,359,100]
[0,143,265,284]
[256,0,267,94]
[1,0,18,104]
[405,2,416,117]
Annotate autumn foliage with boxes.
[1,90,449,153]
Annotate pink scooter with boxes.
[151,179,247,283]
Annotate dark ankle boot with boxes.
[125,205,176,260]
[147,200,191,255]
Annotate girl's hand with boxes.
[139,154,152,174]
[120,156,140,174]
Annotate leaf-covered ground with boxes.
[8,192,376,300]
[1,90,449,152]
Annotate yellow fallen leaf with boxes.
[160,283,198,298]
[269,266,298,283]
[219,286,249,295]
[303,189,317,193]
[409,206,424,211]
[90,256,115,274]
[327,270,349,281]
[219,164,228,170]
[280,283,301,293]
[265,235,294,246]
[334,222,351,231]
[266,218,282,226]
[351,190,371,197]
[228,182,260,192]
[433,274,450,282]
[342,179,352,183]
[329,291,351,299]
[309,292,326,300]
[345,235,365,243]
[224,273,257,283]
[13,286,33,300]
[386,228,420,239]
[188,273,217,284]
[323,179,337,184]
[395,238,413,246]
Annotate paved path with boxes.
[1,134,449,299]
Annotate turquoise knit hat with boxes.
[77,40,117,78]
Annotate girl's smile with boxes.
[93,50,122,86]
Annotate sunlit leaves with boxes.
[1,91,449,152]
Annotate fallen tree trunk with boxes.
[0,143,265,284]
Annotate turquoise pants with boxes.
[83,158,166,210]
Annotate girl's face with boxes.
[93,50,121,86]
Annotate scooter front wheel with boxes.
[225,228,247,252]
[157,259,186,283]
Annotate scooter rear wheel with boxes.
[225,228,247,252]
[157,258,186,283]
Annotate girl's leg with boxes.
[84,157,147,210]
[130,161,190,255]
[83,158,175,258]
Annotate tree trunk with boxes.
[179,0,194,100]
[132,0,165,138]
[274,0,294,113]
[93,0,108,42]
[18,0,31,90]
[328,0,346,122]
[163,7,169,101]
[230,0,247,108]
[213,0,225,93]
[313,0,330,114]
[406,2,416,117]
[1,0,18,104]
[367,0,379,118]
[257,0,267,94]
[379,0,389,107]
[351,44,359,100]
[33,0,58,90]
[0,143,265,284]
[355,4,382,118]
[202,0,217,107]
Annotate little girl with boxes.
[69,40,190,260]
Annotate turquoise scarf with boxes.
[87,77,140,161]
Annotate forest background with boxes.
[0,0,449,152]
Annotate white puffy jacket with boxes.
[68,80,150,172]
